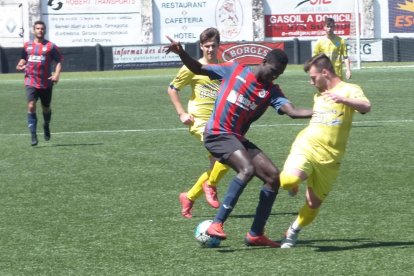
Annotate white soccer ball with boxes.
[194,220,221,248]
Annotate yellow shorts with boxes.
[283,152,340,201]
[189,117,207,142]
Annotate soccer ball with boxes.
[194,220,221,248]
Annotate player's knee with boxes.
[238,163,255,182]
[280,171,302,190]
[306,199,322,209]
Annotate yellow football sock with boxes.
[280,171,302,191]
[187,171,209,201]
[208,161,229,186]
[296,203,320,228]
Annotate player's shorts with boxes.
[189,117,207,142]
[204,133,261,163]
[283,152,340,201]
[26,86,53,107]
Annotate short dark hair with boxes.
[33,20,46,29]
[264,48,288,66]
[199,27,220,44]
[304,53,335,74]
[325,17,335,26]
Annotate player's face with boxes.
[33,24,46,40]
[200,39,219,63]
[325,23,335,36]
[308,66,327,92]
[262,61,286,83]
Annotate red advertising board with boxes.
[218,42,285,64]
[265,13,353,38]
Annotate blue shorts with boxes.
[203,133,261,163]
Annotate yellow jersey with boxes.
[169,65,220,123]
[292,82,369,162]
[313,36,348,79]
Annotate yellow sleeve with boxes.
[170,65,195,91]
[313,40,321,56]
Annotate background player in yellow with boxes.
[313,17,352,80]
[279,53,371,248]
[167,28,229,218]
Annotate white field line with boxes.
[0,119,412,137]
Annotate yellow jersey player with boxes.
[280,54,371,248]
[167,28,229,218]
[313,17,351,80]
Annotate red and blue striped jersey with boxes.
[21,40,63,89]
[204,61,290,139]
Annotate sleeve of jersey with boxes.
[340,39,348,57]
[269,85,291,115]
[348,84,369,102]
[169,66,194,91]
[313,40,321,56]
[21,43,28,60]
[203,62,234,80]
[52,44,64,62]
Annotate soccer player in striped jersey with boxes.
[16,21,63,146]
[167,28,229,218]
[313,17,351,80]
[280,54,371,248]
[165,37,313,247]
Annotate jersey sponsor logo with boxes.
[226,89,258,111]
[312,110,344,126]
[28,55,46,63]
[197,83,220,99]
[258,89,268,98]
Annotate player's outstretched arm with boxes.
[164,36,209,76]
[280,103,313,119]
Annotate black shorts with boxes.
[204,133,261,163]
[26,86,53,107]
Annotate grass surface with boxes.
[1,63,413,275]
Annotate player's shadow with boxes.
[215,238,414,253]
[300,238,414,252]
[195,212,298,220]
[53,143,104,147]
[230,212,299,219]
[33,142,104,148]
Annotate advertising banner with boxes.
[112,45,183,69]
[0,4,23,38]
[41,0,142,47]
[388,0,414,33]
[153,0,253,43]
[312,39,383,61]
[218,42,284,64]
[265,0,355,39]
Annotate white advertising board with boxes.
[153,0,253,43]
[112,44,183,69]
[41,0,142,47]
[311,39,383,61]
[0,4,23,38]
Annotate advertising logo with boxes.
[389,0,414,32]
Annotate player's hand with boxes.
[16,64,26,71]
[164,36,184,55]
[48,74,60,85]
[179,112,194,125]
[345,70,352,80]
[321,91,343,104]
